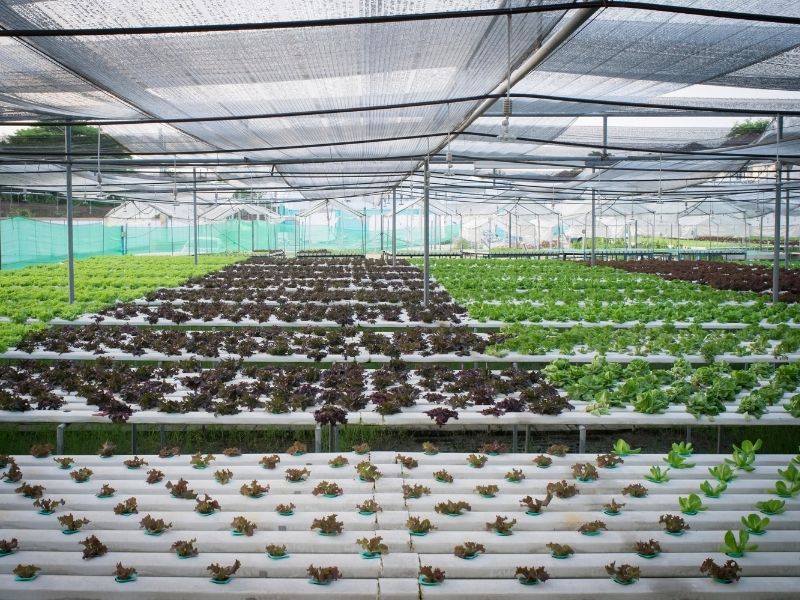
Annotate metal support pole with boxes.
[578,425,586,454]
[391,189,397,265]
[508,210,512,248]
[192,168,198,265]
[423,158,430,306]
[56,423,67,455]
[331,424,338,452]
[314,423,322,453]
[685,426,692,445]
[773,115,783,303]
[590,184,596,266]
[786,168,791,267]
[65,125,75,303]
[511,425,518,453]
[524,425,530,453]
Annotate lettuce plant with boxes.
[54,457,74,469]
[578,520,606,535]
[740,513,769,535]
[33,498,64,514]
[171,538,198,558]
[645,466,670,484]
[622,483,648,498]
[663,450,694,469]
[700,558,741,583]
[505,468,525,482]
[475,484,499,497]
[659,514,689,535]
[195,494,221,515]
[214,469,233,484]
[230,516,257,537]
[418,565,445,585]
[307,565,341,585]
[772,480,800,498]
[13,564,40,580]
[546,480,578,498]
[0,538,18,555]
[406,516,436,535]
[678,493,708,515]
[603,499,625,515]
[596,453,624,468]
[572,463,599,481]
[30,444,53,458]
[207,560,240,582]
[114,563,137,581]
[606,562,640,585]
[166,478,197,499]
[520,494,552,514]
[259,454,280,469]
[533,455,552,467]
[547,444,569,457]
[58,514,89,533]
[546,542,573,558]
[671,441,693,455]
[433,469,453,483]
[275,502,295,515]
[355,461,381,482]
[422,441,438,455]
[699,480,727,498]
[709,464,737,483]
[311,514,343,536]
[352,443,370,455]
[70,468,93,483]
[720,529,757,557]
[313,481,343,498]
[466,454,488,468]
[286,441,307,455]
[284,468,310,483]
[402,484,430,499]
[329,455,349,468]
[240,480,269,498]
[612,439,641,456]
[486,515,516,536]
[515,566,549,585]
[97,483,115,498]
[113,497,138,515]
[633,539,661,557]
[80,535,108,559]
[435,500,471,516]
[266,544,287,558]
[755,499,785,515]
[190,453,215,469]
[725,449,757,472]
[123,456,148,469]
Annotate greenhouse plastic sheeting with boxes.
[0,217,458,269]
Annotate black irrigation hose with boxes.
[0,1,797,37]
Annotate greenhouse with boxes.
[0,1,799,598]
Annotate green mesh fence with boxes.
[0,216,460,269]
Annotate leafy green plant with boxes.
[189,453,215,469]
[312,481,343,498]
[395,454,418,469]
[755,499,785,515]
[633,539,661,557]
[645,466,670,484]
[486,515,516,535]
[433,469,453,483]
[454,541,485,559]
[664,450,695,469]
[311,514,343,536]
[613,439,641,456]
[726,449,757,472]
[771,479,800,498]
[357,536,388,556]
[659,514,689,535]
[475,484,499,497]
[572,463,599,481]
[171,538,198,558]
[678,493,707,515]
[80,535,108,560]
[720,529,757,557]
[546,480,578,498]
[214,469,233,484]
[240,480,269,498]
[578,520,606,535]
[671,441,693,456]
[284,468,310,483]
[275,502,295,515]
[708,464,737,483]
[13,564,40,580]
[700,558,741,583]
[356,499,381,514]
[230,516,257,537]
[58,514,89,533]
[505,468,525,482]
[307,565,341,585]
[356,461,382,482]
[603,498,625,515]
[466,454,488,468]
[70,468,93,483]
[259,454,280,469]
[166,478,196,499]
[406,516,436,535]
[699,480,727,498]
[605,562,640,585]
[520,494,552,514]
[546,542,573,558]
[532,455,552,467]
[194,494,220,515]
[266,544,287,558]
[514,566,550,585]
[402,484,431,499]
[740,513,769,535]
[113,497,138,515]
[329,455,349,468]
[207,560,241,582]
[596,453,624,469]
[139,514,172,535]
[435,500,472,516]
[418,565,445,585]
[622,483,648,498]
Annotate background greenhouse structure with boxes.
[0,1,799,599]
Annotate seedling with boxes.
[124,456,148,469]
[70,468,93,483]
[435,500,471,516]
[113,497,138,516]
[606,562,640,585]
[533,455,552,468]
[700,480,727,498]
[603,498,625,515]
[16,483,45,499]
[33,498,64,514]
[3,462,22,483]
[572,463,599,482]
[30,444,53,458]
[207,560,241,583]
[418,565,446,586]
[547,444,569,457]
[756,499,785,515]
[515,566,549,585]
[778,463,800,484]
[613,439,641,456]
[171,538,198,558]
[240,480,269,498]
[596,453,624,469]
[546,542,574,559]
[402,484,431,499]
[307,565,342,585]
[259,454,280,469]
[479,441,507,455]
[285,467,310,483]
[54,457,74,469]
[13,564,40,580]
[520,494,552,515]
[709,464,737,483]
[158,446,180,459]
[395,454,418,469]
[286,441,307,456]
[486,515,516,536]
[645,466,670,484]
[311,514,343,536]
[114,563,137,582]
[406,516,436,535]
[454,541,485,559]
[741,513,770,535]
[422,441,439,455]
[505,468,525,483]
[195,494,221,515]
[0,538,18,556]
[352,443,370,455]
[97,441,116,458]
[701,557,741,583]
[356,461,382,482]
[266,544,287,558]
[190,453,215,469]
[80,535,108,559]
[659,514,689,535]
[664,450,694,469]
[356,499,381,514]
[475,484,499,498]
[720,529,757,557]
[58,514,89,533]
[546,480,578,499]
[214,469,234,485]
[725,449,757,472]
[678,493,708,515]
[433,469,453,483]
[97,484,115,498]
[357,536,388,557]
[622,483,648,498]
[230,516,257,537]
[633,539,661,558]
[166,478,197,499]
[223,447,241,457]
[466,454,488,468]
[733,439,762,455]
[772,480,800,498]
[313,481,343,498]
[145,469,164,484]
[329,455,349,468]
[671,441,693,456]
[275,502,295,516]
[578,520,607,535]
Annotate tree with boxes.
[726,118,770,139]
[0,125,130,156]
